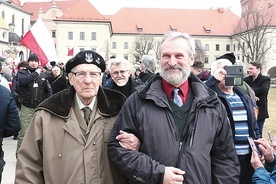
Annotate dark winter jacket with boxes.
[0,85,21,156]
[48,75,68,94]
[243,73,271,121]
[108,73,240,184]
[205,76,260,140]
[18,67,52,108]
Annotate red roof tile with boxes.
[18,0,80,22]
[58,0,107,21]
[108,8,241,36]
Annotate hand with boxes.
[116,130,141,151]
[213,68,226,81]
[35,68,42,74]
[251,151,264,170]
[255,138,274,163]
[163,167,185,184]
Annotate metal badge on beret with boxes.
[65,50,106,73]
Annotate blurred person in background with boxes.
[243,62,271,137]
[191,60,211,82]
[16,54,52,155]
[48,66,68,94]
[108,57,143,98]
[102,56,115,88]
[138,55,156,83]
[0,84,21,182]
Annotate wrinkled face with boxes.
[52,67,61,77]
[68,64,102,103]
[248,64,260,77]
[110,63,131,86]
[28,60,39,69]
[159,38,194,87]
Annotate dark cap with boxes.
[217,52,236,64]
[28,54,39,63]
[65,50,105,73]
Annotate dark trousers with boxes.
[239,154,255,184]
[257,120,265,137]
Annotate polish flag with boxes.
[20,18,58,66]
[67,43,74,56]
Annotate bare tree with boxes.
[233,7,274,65]
[194,39,205,62]
[131,36,157,64]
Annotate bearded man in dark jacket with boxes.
[108,31,240,184]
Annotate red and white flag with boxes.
[67,43,74,56]
[20,18,58,66]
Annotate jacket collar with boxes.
[36,86,126,118]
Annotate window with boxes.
[80,32,85,40]
[80,48,85,52]
[215,44,220,51]
[124,42,128,49]
[238,44,241,51]
[2,11,5,19]
[112,42,117,49]
[91,32,96,40]
[226,44,230,51]
[204,56,209,64]
[52,30,56,38]
[233,44,236,51]
[204,44,209,51]
[91,47,96,52]
[68,32,73,40]
[124,54,128,60]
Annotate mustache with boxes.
[164,65,182,70]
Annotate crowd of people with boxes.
[0,31,274,184]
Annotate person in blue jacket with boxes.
[0,84,21,182]
[251,138,276,184]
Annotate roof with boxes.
[57,0,107,21]
[108,7,241,36]
[13,0,80,21]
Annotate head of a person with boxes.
[135,68,141,76]
[108,57,131,86]
[140,55,156,74]
[27,54,40,69]
[158,31,195,87]
[17,61,28,71]
[248,61,261,77]
[65,50,105,105]
[52,66,61,77]
[216,52,236,65]
[105,56,116,74]
[211,58,233,89]
[191,60,204,75]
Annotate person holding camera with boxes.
[250,138,276,183]
[205,57,260,184]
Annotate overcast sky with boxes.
[89,0,242,16]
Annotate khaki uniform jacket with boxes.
[15,86,126,184]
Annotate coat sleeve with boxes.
[252,167,276,184]
[251,77,271,97]
[44,79,53,98]
[15,112,44,184]
[18,70,39,86]
[3,92,21,137]
[211,103,241,184]
[107,97,165,184]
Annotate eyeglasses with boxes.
[71,71,101,79]
[111,70,129,77]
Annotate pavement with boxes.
[2,137,17,184]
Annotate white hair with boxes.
[210,59,232,76]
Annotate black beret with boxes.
[217,52,236,64]
[65,50,105,73]
[28,54,39,63]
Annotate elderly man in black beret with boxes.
[15,50,138,184]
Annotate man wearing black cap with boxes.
[16,53,52,155]
[15,50,138,184]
